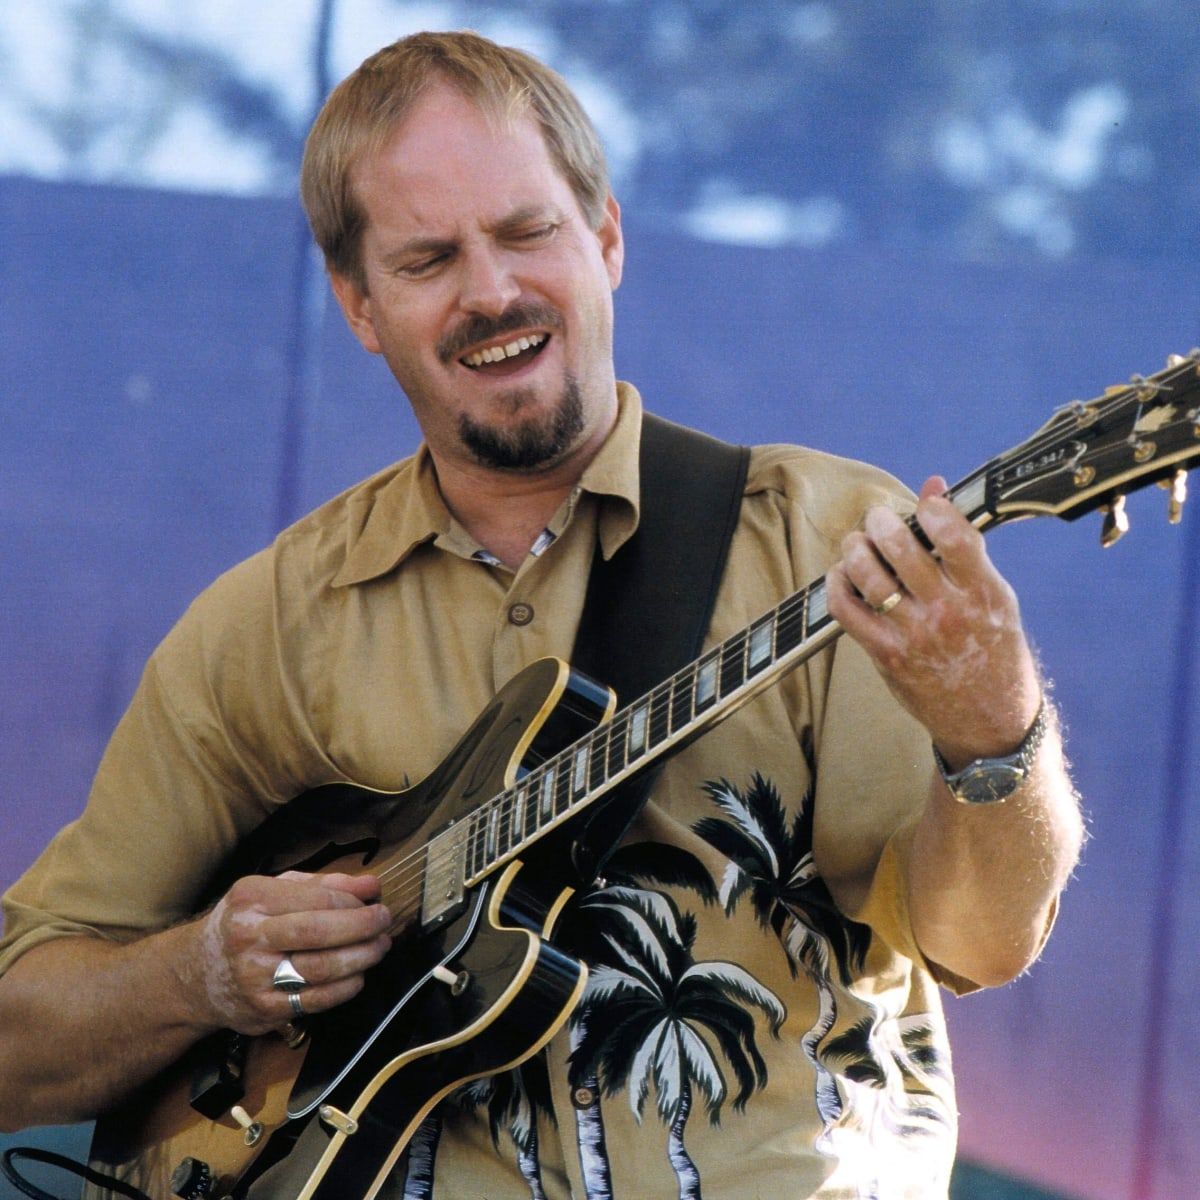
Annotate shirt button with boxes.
[507,602,534,626]
[571,1085,597,1109]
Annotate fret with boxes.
[777,594,806,655]
[485,803,500,861]
[555,757,572,817]
[539,766,557,820]
[806,581,829,632]
[503,789,521,846]
[572,744,589,796]
[719,633,747,697]
[496,792,516,859]
[606,713,628,776]
[747,617,774,672]
[522,780,539,839]
[468,810,485,877]
[648,682,672,747]
[671,666,694,730]
[695,654,719,710]
[628,701,649,758]
[588,726,608,791]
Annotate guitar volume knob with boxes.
[170,1156,215,1199]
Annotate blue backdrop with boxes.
[1,175,1198,1200]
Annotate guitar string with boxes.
[371,583,821,917]
[368,621,773,900]
[949,361,1198,491]
[369,365,1200,919]
[371,364,1194,920]
[371,365,1200,919]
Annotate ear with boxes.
[597,193,624,290]
[329,270,383,355]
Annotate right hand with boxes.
[194,871,393,1034]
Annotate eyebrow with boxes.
[491,203,562,235]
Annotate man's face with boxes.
[331,83,624,475]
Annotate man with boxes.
[0,30,1082,1199]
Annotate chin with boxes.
[459,379,585,471]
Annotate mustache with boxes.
[437,302,564,365]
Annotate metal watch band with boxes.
[933,700,1048,805]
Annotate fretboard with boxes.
[448,574,840,886]
[403,469,998,930]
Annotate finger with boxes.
[913,492,992,590]
[231,873,379,919]
[918,474,949,502]
[265,901,393,954]
[856,507,943,603]
[838,530,904,609]
[273,973,370,1022]
[287,931,393,988]
[826,562,903,643]
[279,871,383,903]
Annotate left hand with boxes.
[825,476,1042,770]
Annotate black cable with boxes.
[1,1147,151,1200]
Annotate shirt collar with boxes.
[331,381,644,588]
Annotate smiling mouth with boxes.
[460,332,549,371]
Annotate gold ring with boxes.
[873,590,903,616]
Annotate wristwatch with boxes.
[932,702,1047,805]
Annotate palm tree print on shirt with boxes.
[692,765,952,1157]
[398,1060,555,1200]
[695,768,869,1128]
[569,884,785,1199]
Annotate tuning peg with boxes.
[1158,469,1188,524]
[1101,495,1129,547]
[1129,373,1169,400]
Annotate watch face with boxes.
[955,762,1027,805]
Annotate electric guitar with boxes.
[86,353,1200,1199]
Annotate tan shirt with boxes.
[2,384,962,1198]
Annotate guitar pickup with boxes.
[421,820,469,926]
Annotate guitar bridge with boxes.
[421,820,469,925]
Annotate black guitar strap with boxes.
[566,410,751,883]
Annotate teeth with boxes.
[462,332,546,368]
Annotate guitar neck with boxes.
[449,468,994,889]
[429,343,1200,905]
[462,577,837,884]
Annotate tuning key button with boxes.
[1101,495,1130,547]
[1162,469,1188,524]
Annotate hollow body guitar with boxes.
[86,355,1200,1199]
[87,657,617,1200]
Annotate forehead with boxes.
[352,83,577,235]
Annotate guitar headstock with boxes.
[951,352,1200,545]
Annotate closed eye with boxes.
[508,222,559,245]
[398,250,453,278]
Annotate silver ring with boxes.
[288,990,306,1019]
[272,956,309,992]
[873,590,903,616]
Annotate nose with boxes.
[457,245,521,317]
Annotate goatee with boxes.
[458,379,585,471]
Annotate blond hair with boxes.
[300,30,610,289]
